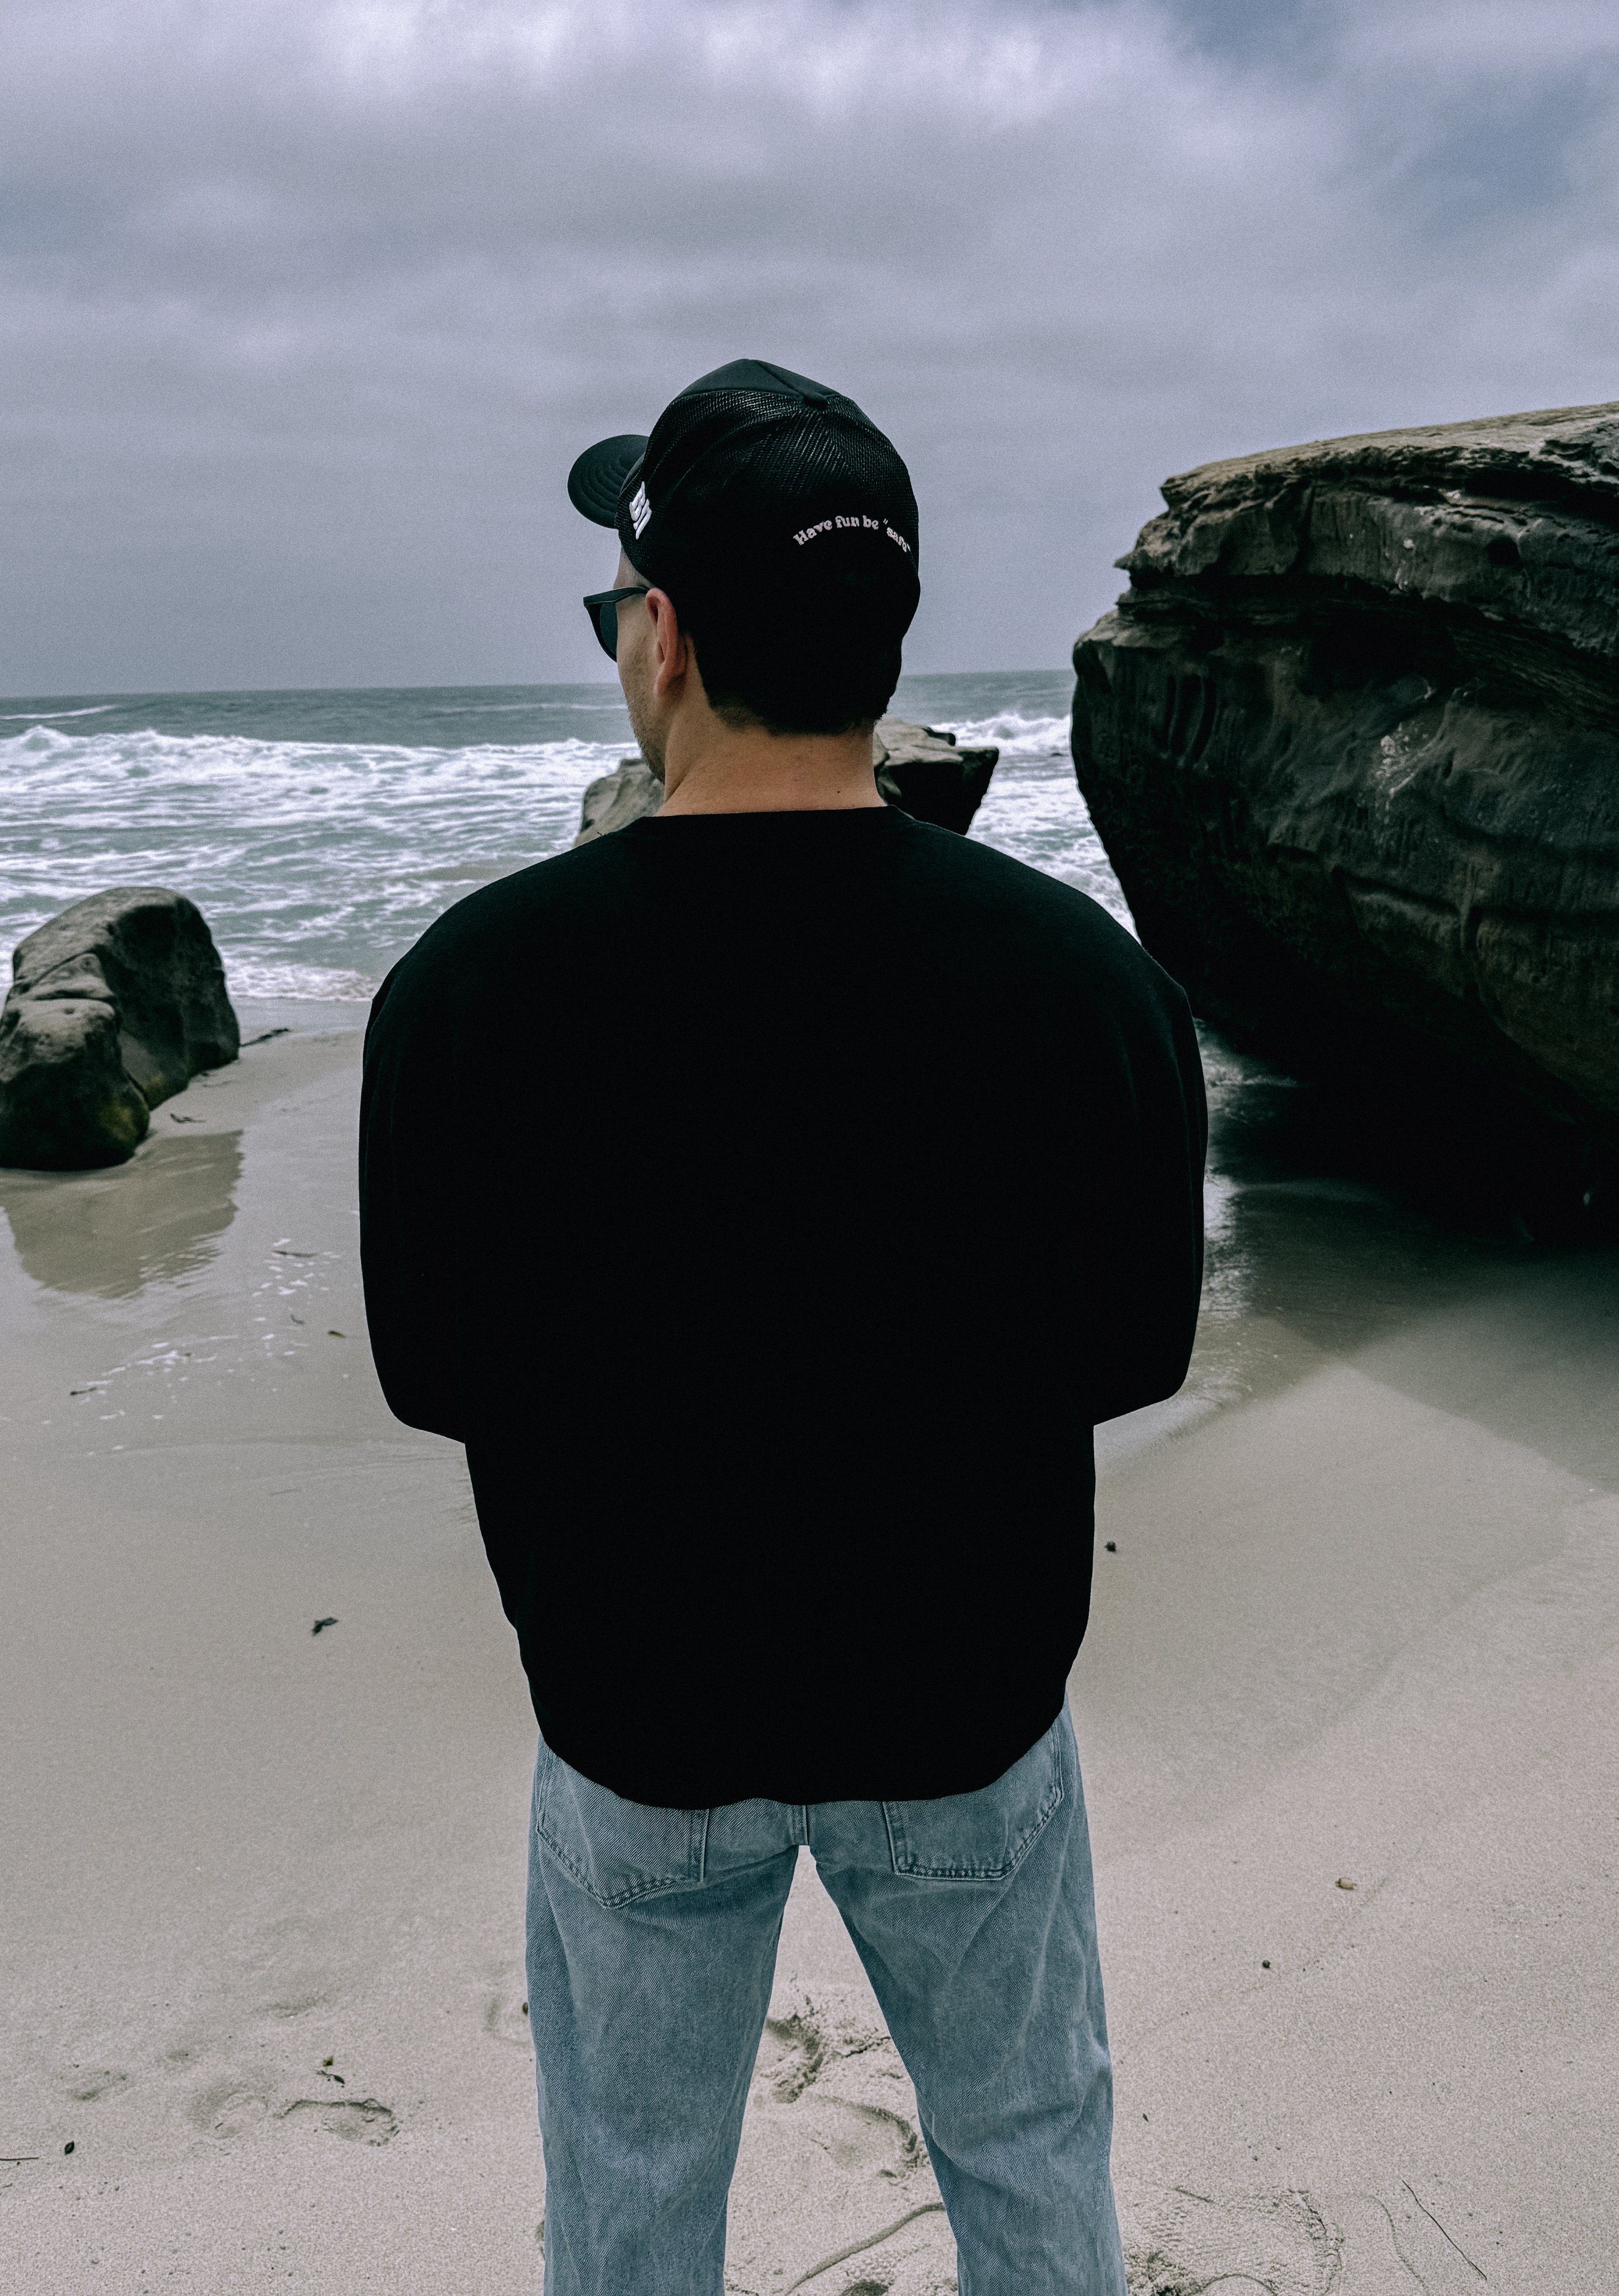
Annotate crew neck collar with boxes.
[627,804,912,829]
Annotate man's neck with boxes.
[655,721,883,815]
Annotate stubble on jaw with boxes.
[623,668,665,784]
[614,553,665,782]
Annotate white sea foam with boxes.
[0,692,1129,1000]
[226,961,385,1003]
[931,707,1073,763]
[0,702,118,722]
[0,723,628,1000]
[929,710,1134,936]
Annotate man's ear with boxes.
[645,589,689,699]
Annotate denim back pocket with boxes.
[883,1717,1065,1881]
[535,1743,709,1910]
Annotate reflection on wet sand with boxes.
[1108,1020,1619,1505]
[0,1128,243,1297]
[1194,1025,1532,1395]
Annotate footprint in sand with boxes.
[244,1913,338,2022]
[753,1984,925,2179]
[64,2069,129,2103]
[727,1983,951,2296]
[277,2097,398,2144]
[482,1990,534,2051]
[1120,2186,1341,2296]
[190,2076,397,2146]
[190,2080,274,2141]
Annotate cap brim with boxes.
[567,434,648,528]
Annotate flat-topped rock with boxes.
[872,715,998,833]
[1073,400,1619,1225]
[0,889,239,1170]
[1118,399,1619,678]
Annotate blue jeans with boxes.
[525,1706,1125,2296]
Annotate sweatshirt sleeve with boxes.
[1079,968,1208,1427]
[358,951,470,1443]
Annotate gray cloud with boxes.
[5,0,1619,692]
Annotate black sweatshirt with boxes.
[360,806,1205,1807]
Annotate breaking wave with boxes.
[0,722,628,1001]
[0,683,1126,999]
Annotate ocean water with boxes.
[3,672,1562,1412]
[0,671,1121,1004]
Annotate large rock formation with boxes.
[1072,400,1619,1217]
[575,717,999,846]
[0,890,239,1170]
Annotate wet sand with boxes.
[1,1016,1615,2292]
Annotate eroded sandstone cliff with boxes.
[1073,401,1619,1220]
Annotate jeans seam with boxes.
[881,1799,903,1870]
[535,1763,709,1909]
[888,1773,1063,1880]
[537,1824,709,1910]
[883,1719,1067,1880]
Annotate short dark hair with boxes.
[675,564,904,736]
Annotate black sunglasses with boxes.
[582,585,650,662]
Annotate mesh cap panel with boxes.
[610,375,919,638]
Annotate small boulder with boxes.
[873,716,999,833]
[0,889,239,1170]
[575,758,664,845]
[572,720,999,846]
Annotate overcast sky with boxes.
[5,0,1619,694]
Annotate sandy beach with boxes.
[2,1012,1615,2293]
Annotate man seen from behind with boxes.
[360,359,1207,2296]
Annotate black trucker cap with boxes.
[567,358,920,644]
